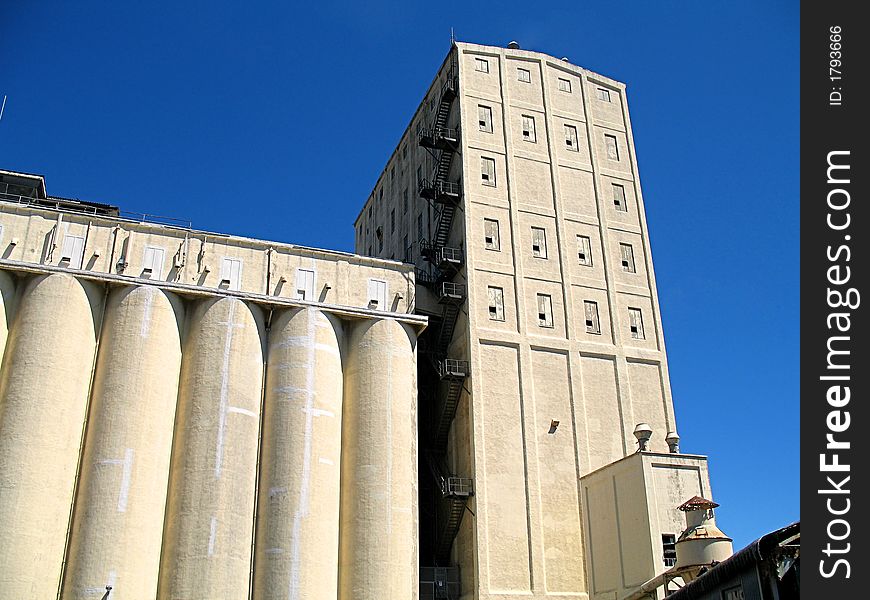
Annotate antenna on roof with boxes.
[0,95,7,122]
[450,27,455,44]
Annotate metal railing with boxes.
[441,476,474,497]
[437,358,469,379]
[420,566,460,600]
[439,281,465,299]
[436,246,462,265]
[0,189,192,229]
[419,127,461,145]
[441,73,458,99]
[0,182,39,198]
[419,179,461,198]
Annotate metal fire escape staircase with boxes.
[425,451,474,565]
[416,65,472,578]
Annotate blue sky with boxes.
[0,1,798,549]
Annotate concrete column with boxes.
[0,273,101,597]
[62,286,184,599]
[253,308,344,600]
[159,297,264,599]
[338,318,418,600]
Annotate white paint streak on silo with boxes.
[0,270,16,367]
[253,308,344,600]
[338,318,418,600]
[159,297,264,600]
[62,285,184,600]
[0,273,101,598]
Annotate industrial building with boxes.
[354,41,728,600]
[0,169,423,599]
[1,40,732,600]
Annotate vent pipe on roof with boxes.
[507,40,520,49]
[633,423,652,452]
[666,431,680,453]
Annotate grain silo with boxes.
[0,168,425,600]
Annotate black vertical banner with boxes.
[802,1,868,596]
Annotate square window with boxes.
[605,134,619,161]
[613,184,627,211]
[537,294,554,328]
[584,301,600,334]
[558,78,572,92]
[597,88,612,102]
[517,67,531,83]
[620,243,636,273]
[565,124,579,151]
[481,156,496,186]
[487,286,505,321]
[475,57,489,73]
[522,115,536,142]
[478,105,493,133]
[577,235,592,266]
[531,227,547,258]
[484,219,500,251]
[629,307,645,339]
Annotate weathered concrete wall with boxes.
[63,286,184,599]
[354,41,686,600]
[253,308,344,600]
[580,452,713,600]
[0,273,101,597]
[0,256,422,599]
[339,318,418,600]
[158,297,265,599]
[0,201,415,314]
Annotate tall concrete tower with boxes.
[355,42,715,600]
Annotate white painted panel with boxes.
[143,246,165,279]
[294,268,315,301]
[220,257,242,291]
[61,234,85,268]
[367,279,387,310]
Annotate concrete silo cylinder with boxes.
[0,273,101,598]
[253,308,344,600]
[62,285,184,599]
[338,318,418,600]
[158,297,265,600]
